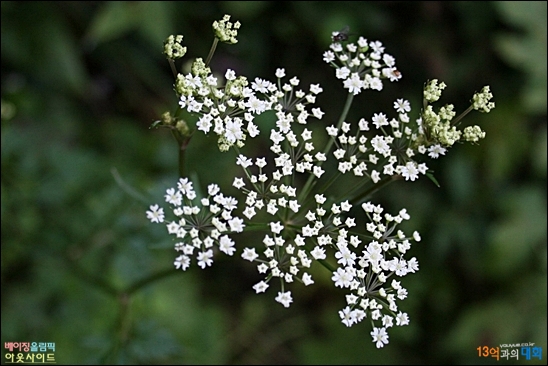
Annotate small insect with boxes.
[331,25,350,42]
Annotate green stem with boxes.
[298,93,355,202]
[170,129,190,178]
[205,38,219,66]
[242,222,271,231]
[168,59,178,78]
[317,171,342,195]
[349,175,401,205]
[110,167,148,204]
[317,258,336,272]
[124,268,179,295]
[65,255,118,297]
[324,93,355,156]
[178,142,186,178]
[451,104,474,127]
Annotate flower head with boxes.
[163,35,187,59]
[212,14,241,44]
[149,16,493,348]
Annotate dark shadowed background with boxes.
[1,1,546,364]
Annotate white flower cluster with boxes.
[336,202,420,348]
[323,36,401,94]
[235,170,421,345]
[326,99,440,183]
[147,178,244,270]
[176,65,325,153]
[175,64,260,151]
[147,18,494,348]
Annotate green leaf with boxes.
[85,2,141,47]
[426,171,441,187]
[137,2,175,47]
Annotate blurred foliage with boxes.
[1,1,546,364]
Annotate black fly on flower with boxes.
[331,25,350,42]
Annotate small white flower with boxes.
[242,248,259,261]
[208,184,220,196]
[147,204,165,223]
[382,315,394,328]
[372,113,389,129]
[370,40,385,53]
[312,108,325,119]
[174,255,190,270]
[275,291,293,308]
[344,73,364,95]
[219,235,236,256]
[310,84,323,94]
[302,273,314,286]
[197,249,214,269]
[332,267,353,288]
[396,312,410,326]
[225,69,236,81]
[394,99,411,113]
[407,257,419,273]
[370,327,389,348]
[401,162,419,181]
[270,221,284,234]
[164,188,182,206]
[233,177,245,189]
[228,217,245,233]
[311,246,326,260]
[336,67,351,80]
[323,50,335,63]
[315,194,327,204]
[339,306,356,327]
[428,144,447,159]
[253,281,269,293]
[236,154,253,168]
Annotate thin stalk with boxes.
[298,93,355,202]
[168,59,178,78]
[178,143,186,178]
[170,129,191,178]
[111,167,149,204]
[205,38,219,66]
[317,258,336,272]
[242,222,271,231]
[349,175,401,205]
[317,171,342,195]
[124,268,178,295]
[451,104,474,126]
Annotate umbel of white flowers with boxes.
[147,15,494,348]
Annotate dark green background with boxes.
[1,1,546,364]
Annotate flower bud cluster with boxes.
[472,85,495,113]
[163,34,187,60]
[418,80,488,147]
[212,14,241,44]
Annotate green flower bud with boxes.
[472,86,495,113]
[163,35,187,60]
[212,14,240,44]
[463,125,486,142]
[423,79,446,103]
[191,58,211,77]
